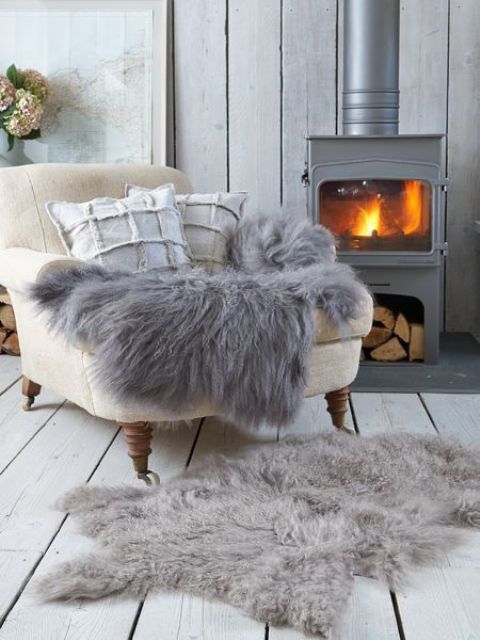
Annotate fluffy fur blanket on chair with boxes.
[31,214,369,427]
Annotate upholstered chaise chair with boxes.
[0,164,373,484]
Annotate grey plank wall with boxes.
[447,0,480,333]
[229,0,282,216]
[282,0,337,215]
[174,0,228,191]
[171,0,480,335]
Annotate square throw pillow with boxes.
[126,184,247,273]
[45,184,193,273]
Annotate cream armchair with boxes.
[0,164,373,484]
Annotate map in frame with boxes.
[0,10,154,163]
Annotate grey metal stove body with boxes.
[306,134,447,364]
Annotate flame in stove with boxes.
[351,180,424,237]
[354,197,381,237]
[403,180,422,234]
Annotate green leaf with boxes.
[7,133,15,151]
[6,64,23,89]
[6,64,16,83]
[20,128,41,140]
[0,105,14,117]
[0,106,14,126]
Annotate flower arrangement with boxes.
[0,64,48,151]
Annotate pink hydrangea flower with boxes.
[0,74,16,112]
[5,89,44,137]
[21,68,48,103]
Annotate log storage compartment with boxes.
[362,295,424,363]
[0,287,20,356]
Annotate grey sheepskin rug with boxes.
[228,211,337,273]
[31,214,368,427]
[38,432,480,636]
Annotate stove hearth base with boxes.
[352,333,480,393]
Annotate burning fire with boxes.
[402,180,422,234]
[352,180,424,237]
[356,197,381,237]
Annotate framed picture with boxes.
[0,0,167,164]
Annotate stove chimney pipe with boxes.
[343,0,400,135]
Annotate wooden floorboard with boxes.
[134,416,271,640]
[352,392,480,640]
[0,355,21,395]
[134,589,266,640]
[351,392,435,435]
[395,566,480,640]
[0,384,478,639]
[0,422,200,640]
[270,577,400,640]
[269,396,401,640]
[0,402,116,627]
[400,394,480,640]
[281,394,355,435]
[0,380,64,474]
[420,394,480,445]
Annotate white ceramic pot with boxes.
[0,136,32,167]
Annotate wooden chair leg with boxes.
[325,386,354,434]
[119,421,160,486]
[21,376,41,411]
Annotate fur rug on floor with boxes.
[31,214,369,427]
[38,432,480,637]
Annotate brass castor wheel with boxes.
[340,425,356,436]
[22,396,35,411]
[137,470,160,486]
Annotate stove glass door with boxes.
[319,179,432,252]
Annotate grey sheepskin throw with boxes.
[31,214,368,427]
[38,432,480,637]
[228,211,337,273]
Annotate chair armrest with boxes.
[314,290,373,343]
[0,247,83,293]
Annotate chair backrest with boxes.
[0,163,192,253]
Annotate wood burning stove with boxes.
[306,135,447,364]
[305,0,447,364]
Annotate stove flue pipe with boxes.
[343,0,400,135]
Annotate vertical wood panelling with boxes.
[282,0,337,215]
[446,0,480,333]
[228,0,281,215]
[336,0,344,133]
[174,0,227,192]
[399,0,449,134]
[166,0,175,166]
[171,0,480,331]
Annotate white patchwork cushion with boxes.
[45,184,193,273]
[126,184,247,273]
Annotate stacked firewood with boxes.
[0,287,20,356]
[362,306,424,362]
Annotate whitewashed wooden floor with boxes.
[0,353,479,640]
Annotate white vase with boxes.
[0,137,32,167]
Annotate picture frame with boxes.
[0,0,167,165]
